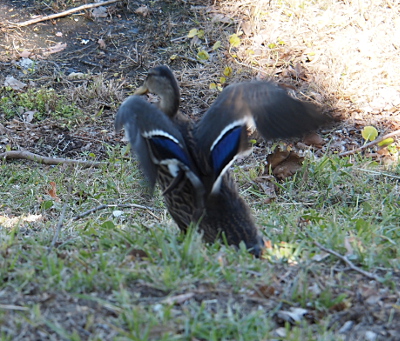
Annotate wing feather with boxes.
[194,81,330,191]
[115,96,200,191]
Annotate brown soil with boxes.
[1,0,398,160]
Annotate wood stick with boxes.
[5,0,121,28]
[0,150,106,168]
[0,304,29,311]
[48,203,67,254]
[338,129,400,157]
[314,241,382,281]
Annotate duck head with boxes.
[134,66,180,118]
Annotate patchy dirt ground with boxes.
[1,269,399,340]
[1,0,190,159]
[1,0,400,340]
[0,0,399,162]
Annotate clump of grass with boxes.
[1,153,399,340]
[0,87,81,122]
[68,75,125,110]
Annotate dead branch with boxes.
[5,0,121,28]
[48,203,67,254]
[0,150,106,168]
[338,129,400,157]
[0,304,29,311]
[175,54,203,64]
[73,204,156,221]
[314,241,382,281]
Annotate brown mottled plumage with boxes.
[115,66,330,257]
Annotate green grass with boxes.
[1,154,399,340]
[0,87,81,123]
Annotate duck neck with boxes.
[158,83,180,118]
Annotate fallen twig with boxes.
[354,168,400,180]
[5,0,121,28]
[0,304,29,311]
[338,129,400,157]
[48,203,67,254]
[314,241,382,281]
[73,204,157,221]
[175,54,203,64]
[0,150,105,168]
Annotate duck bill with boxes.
[134,85,149,95]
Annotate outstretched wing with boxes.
[194,81,331,192]
[115,96,201,192]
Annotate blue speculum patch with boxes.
[211,126,242,176]
[148,136,191,168]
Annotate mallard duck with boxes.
[115,65,329,257]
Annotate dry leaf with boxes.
[67,72,86,79]
[254,175,277,203]
[274,327,287,337]
[252,284,275,298]
[277,307,308,324]
[45,43,67,55]
[338,321,354,333]
[112,210,124,218]
[4,76,27,91]
[344,236,354,257]
[210,13,232,24]
[330,301,349,312]
[190,35,202,47]
[18,58,34,69]
[135,5,150,17]
[266,148,290,168]
[266,147,304,180]
[376,148,391,156]
[91,6,107,18]
[48,181,61,202]
[241,21,253,36]
[23,111,36,123]
[19,50,31,58]
[308,283,321,296]
[365,295,381,305]
[0,123,7,134]
[312,252,330,262]
[303,132,325,148]
[128,248,149,260]
[162,293,194,305]
[98,38,106,49]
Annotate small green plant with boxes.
[0,87,81,122]
[209,66,234,91]
[229,33,241,48]
[361,126,378,142]
[196,49,209,61]
[188,28,205,39]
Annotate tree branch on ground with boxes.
[48,203,67,254]
[314,241,382,281]
[338,129,400,157]
[0,150,106,168]
[5,0,121,28]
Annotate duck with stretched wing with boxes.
[115,65,330,257]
